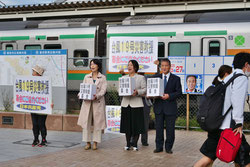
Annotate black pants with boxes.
[155,113,176,151]
[141,99,151,144]
[31,113,47,140]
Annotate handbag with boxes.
[216,128,242,163]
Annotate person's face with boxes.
[32,70,40,76]
[161,61,171,74]
[245,63,250,72]
[128,61,135,74]
[90,61,98,72]
[187,76,196,91]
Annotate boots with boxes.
[84,142,91,150]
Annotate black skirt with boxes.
[120,105,145,135]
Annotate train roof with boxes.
[122,11,250,25]
[0,18,105,30]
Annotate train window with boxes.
[209,41,220,56]
[74,50,88,67]
[44,44,62,49]
[168,42,191,56]
[158,42,165,58]
[6,44,13,50]
[24,45,41,50]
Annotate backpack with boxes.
[216,128,242,163]
[197,73,243,132]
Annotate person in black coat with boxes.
[152,58,182,154]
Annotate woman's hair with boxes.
[212,65,232,85]
[129,60,139,72]
[90,59,102,72]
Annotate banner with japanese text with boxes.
[105,105,121,134]
[14,76,52,114]
[109,37,158,72]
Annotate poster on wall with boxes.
[105,105,121,134]
[14,76,52,114]
[169,56,241,94]
[109,37,158,72]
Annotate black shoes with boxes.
[142,143,149,146]
[32,140,39,147]
[153,149,163,153]
[166,150,173,154]
[38,139,47,147]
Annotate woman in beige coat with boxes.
[77,59,107,150]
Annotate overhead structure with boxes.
[0,0,249,21]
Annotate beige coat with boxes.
[121,74,146,108]
[77,72,107,130]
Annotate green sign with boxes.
[234,35,245,46]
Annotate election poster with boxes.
[14,76,52,114]
[105,105,121,134]
[109,37,158,72]
[169,56,238,94]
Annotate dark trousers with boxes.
[31,113,47,140]
[141,100,151,144]
[155,113,176,151]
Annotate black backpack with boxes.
[197,73,244,132]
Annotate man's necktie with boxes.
[164,75,167,88]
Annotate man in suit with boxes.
[153,58,182,154]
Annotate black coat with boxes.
[152,73,182,116]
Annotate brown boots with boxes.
[84,142,98,150]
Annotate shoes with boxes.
[38,139,47,147]
[124,146,130,150]
[166,150,173,154]
[84,142,91,150]
[93,142,98,150]
[32,140,39,147]
[142,143,149,146]
[153,149,163,153]
[133,147,138,151]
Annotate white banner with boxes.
[14,76,52,114]
[109,37,158,72]
[105,105,121,134]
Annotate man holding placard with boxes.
[152,58,182,154]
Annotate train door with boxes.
[202,38,226,56]
[1,42,17,50]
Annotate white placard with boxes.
[204,75,217,91]
[14,76,52,114]
[147,78,164,97]
[79,83,96,100]
[119,77,136,96]
[224,56,234,66]
[105,105,121,134]
[169,57,186,74]
[186,57,203,74]
[109,37,158,72]
[204,57,223,74]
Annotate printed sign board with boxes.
[105,105,121,134]
[109,37,158,72]
[14,76,52,114]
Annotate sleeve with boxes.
[137,76,147,96]
[231,76,248,125]
[168,76,182,101]
[96,76,107,100]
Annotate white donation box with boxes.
[119,77,136,96]
[147,78,164,97]
[79,83,97,100]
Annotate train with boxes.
[1,10,250,110]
